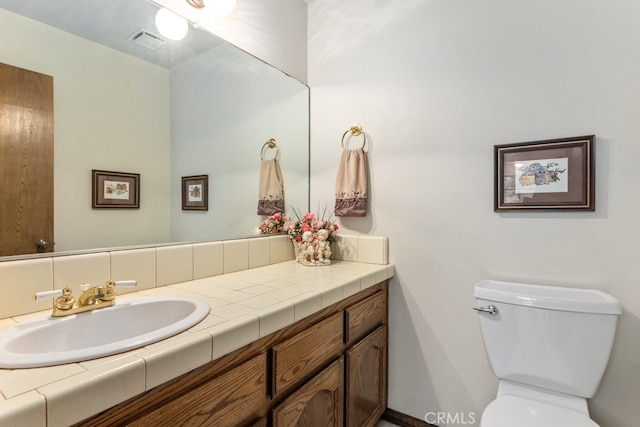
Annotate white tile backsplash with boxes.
[223,239,249,273]
[0,258,53,318]
[53,253,110,295]
[269,234,293,263]
[248,237,271,269]
[193,241,224,279]
[110,248,156,293]
[357,235,389,264]
[156,244,193,286]
[0,234,388,320]
[334,235,358,261]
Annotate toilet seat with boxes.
[481,395,599,427]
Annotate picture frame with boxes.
[92,170,140,209]
[182,175,208,211]
[495,135,595,211]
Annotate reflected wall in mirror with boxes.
[0,0,309,258]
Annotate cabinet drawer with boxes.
[271,311,344,397]
[345,290,386,345]
[129,353,268,427]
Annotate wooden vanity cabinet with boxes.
[78,281,388,427]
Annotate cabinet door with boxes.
[345,326,387,427]
[272,357,344,427]
[129,353,268,427]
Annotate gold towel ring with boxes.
[260,138,280,160]
[341,124,367,150]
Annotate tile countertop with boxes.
[0,260,395,427]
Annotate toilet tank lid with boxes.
[474,280,622,315]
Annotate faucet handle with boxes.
[101,280,137,301]
[32,289,63,301]
[113,280,137,287]
[33,287,75,310]
[79,280,138,291]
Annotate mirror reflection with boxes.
[0,0,309,258]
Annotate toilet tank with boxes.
[474,280,621,398]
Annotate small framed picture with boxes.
[495,135,595,211]
[182,175,208,211]
[92,170,140,209]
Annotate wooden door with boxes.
[0,62,54,256]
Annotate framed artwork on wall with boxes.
[92,170,140,209]
[494,135,595,211]
[182,175,208,211]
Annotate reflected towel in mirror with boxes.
[258,158,284,215]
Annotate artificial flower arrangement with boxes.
[257,212,286,234]
[257,208,339,265]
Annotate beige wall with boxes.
[308,0,640,426]
[0,8,172,252]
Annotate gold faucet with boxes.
[33,280,137,317]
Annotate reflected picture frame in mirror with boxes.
[92,170,141,209]
[182,175,208,211]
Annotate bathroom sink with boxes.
[0,297,211,368]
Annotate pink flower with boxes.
[258,213,289,234]
[303,213,316,222]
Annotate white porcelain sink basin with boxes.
[0,297,210,369]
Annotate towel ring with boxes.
[260,138,280,160]
[341,124,367,150]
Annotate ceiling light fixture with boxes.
[155,8,188,41]
[186,0,206,8]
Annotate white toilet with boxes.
[474,280,622,427]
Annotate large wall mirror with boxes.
[0,0,309,259]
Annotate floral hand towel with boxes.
[258,158,284,215]
[335,148,367,217]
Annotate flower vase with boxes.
[293,240,331,266]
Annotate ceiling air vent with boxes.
[128,30,166,50]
